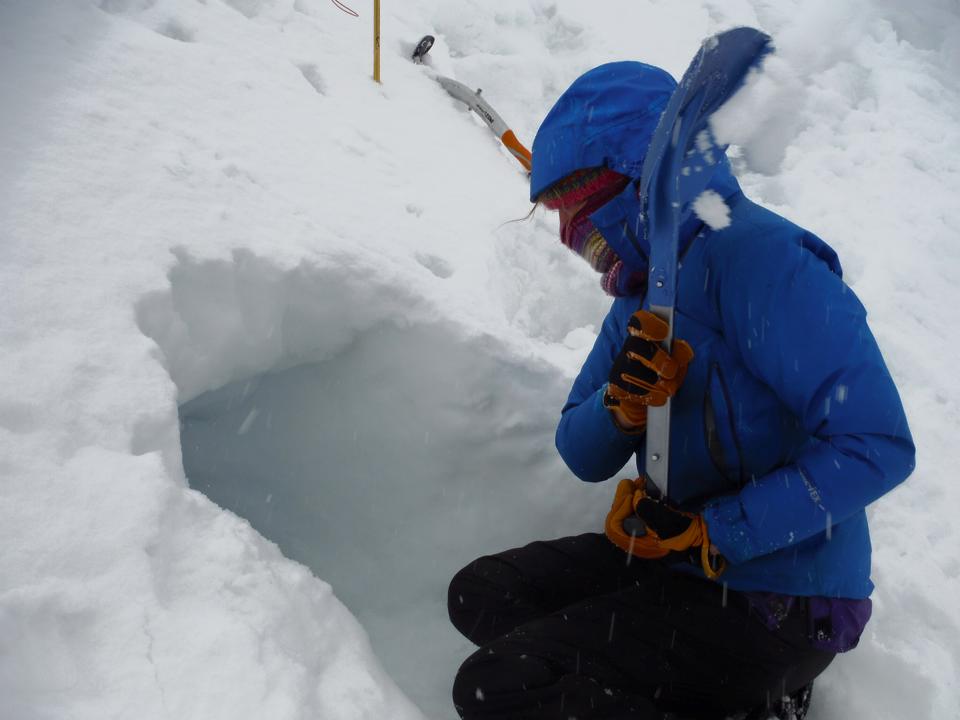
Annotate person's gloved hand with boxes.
[604,477,726,580]
[603,310,694,432]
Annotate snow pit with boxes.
[138,249,607,718]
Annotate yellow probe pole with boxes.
[373,0,381,83]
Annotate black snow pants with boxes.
[447,533,834,720]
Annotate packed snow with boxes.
[2,1,959,719]
[692,189,731,230]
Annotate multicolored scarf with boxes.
[539,167,645,297]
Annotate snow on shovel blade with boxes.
[641,27,772,496]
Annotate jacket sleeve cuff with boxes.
[703,494,759,565]
[593,385,644,443]
[556,386,641,483]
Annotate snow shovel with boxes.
[640,27,772,496]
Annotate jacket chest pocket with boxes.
[704,362,745,489]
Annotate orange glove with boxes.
[603,310,694,432]
[604,477,726,580]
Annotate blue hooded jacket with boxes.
[536,62,915,599]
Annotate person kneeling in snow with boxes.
[447,61,915,720]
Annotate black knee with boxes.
[447,562,476,639]
[451,641,563,719]
[447,555,536,645]
[452,639,656,720]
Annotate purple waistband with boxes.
[745,592,872,653]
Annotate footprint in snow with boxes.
[415,253,454,279]
[155,18,196,43]
[298,64,327,96]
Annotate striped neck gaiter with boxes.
[539,168,644,297]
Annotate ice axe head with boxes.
[412,35,434,64]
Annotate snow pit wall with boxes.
[137,248,607,718]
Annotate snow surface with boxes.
[2,1,959,719]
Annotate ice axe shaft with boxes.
[436,77,532,171]
[412,35,531,172]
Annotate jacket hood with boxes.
[530,61,677,202]
[532,61,743,284]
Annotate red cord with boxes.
[331,0,359,17]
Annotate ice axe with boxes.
[412,35,532,172]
